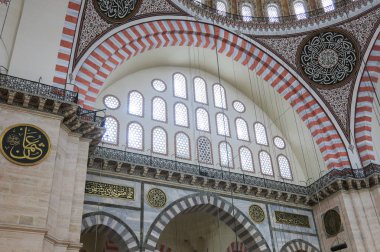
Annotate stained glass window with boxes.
[216,0,227,15]
[197,137,213,164]
[294,1,307,19]
[102,117,118,144]
[176,132,190,159]
[152,127,167,154]
[128,91,143,116]
[321,0,334,12]
[174,103,189,127]
[236,118,250,141]
[240,147,254,172]
[278,155,292,179]
[219,142,233,168]
[242,4,253,22]
[213,84,227,109]
[254,122,268,145]
[267,4,279,23]
[174,73,187,99]
[194,77,208,104]
[152,97,167,122]
[259,151,273,176]
[127,122,143,150]
[196,108,210,132]
[216,113,230,136]
[103,95,120,109]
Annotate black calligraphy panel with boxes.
[323,209,342,236]
[93,0,140,23]
[0,124,50,166]
[274,211,310,228]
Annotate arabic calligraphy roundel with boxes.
[299,31,358,86]
[93,0,140,23]
[0,124,50,166]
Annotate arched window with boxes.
[254,122,268,145]
[219,141,233,168]
[267,4,280,23]
[294,1,307,19]
[239,147,254,172]
[152,127,167,155]
[128,91,143,116]
[278,155,292,180]
[173,73,187,99]
[216,113,230,136]
[127,122,143,150]
[236,118,250,141]
[321,0,334,12]
[102,116,118,144]
[216,0,227,15]
[174,103,189,127]
[197,137,213,164]
[213,84,227,109]
[196,108,210,132]
[152,97,167,122]
[241,4,253,22]
[175,132,191,159]
[194,77,208,104]
[259,151,273,176]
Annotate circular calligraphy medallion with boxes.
[0,124,50,166]
[146,188,167,208]
[93,0,141,23]
[249,204,265,223]
[323,209,342,236]
[298,30,358,86]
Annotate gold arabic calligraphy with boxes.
[274,211,310,228]
[85,181,135,200]
[95,0,138,20]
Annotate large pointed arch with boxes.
[68,19,349,170]
[144,193,271,252]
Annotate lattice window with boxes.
[152,79,166,92]
[240,147,254,172]
[254,122,268,145]
[233,100,245,113]
[216,113,230,136]
[152,127,167,154]
[196,108,210,132]
[241,4,253,22]
[216,0,227,15]
[197,137,213,164]
[174,73,187,99]
[128,91,143,116]
[294,1,307,19]
[176,132,190,159]
[102,116,118,144]
[267,4,279,22]
[321,0,334,12]
[274,136,285,149]
[278,155,292,180]
[219,142,233,168]
[174,103,189,127]
[103,95,120,109]
[259,151,273,176]
[213,84,227,109]
[194,77,208,104]
[127,122,143,150]
[236,118,250,141]
[152,97,167,122]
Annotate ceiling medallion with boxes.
[93,0,140,23]
[323,209,342,236]
[248,204,265,223]
[299,31,358,86]
[146,188,167,208]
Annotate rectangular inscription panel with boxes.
[274,211,310,228]
[85,181,135,200]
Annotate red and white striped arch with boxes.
[68,20,349,170]
[355,33,380,166]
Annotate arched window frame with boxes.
[197,136,213,165]
[219,141,234,168]
[215,0,228,15]
[196,107,211,132]
[254,122,269,146]
[128,90,144,117]
[292,0,307,19]
[277,154,293,180]
[175,131,191,160]
[266,3,280,23]
[235,117,250,142]
[239,146,254,172]
[259,150,274,176]
[174,102,189,128]
[102,116,119,145]
[240,2,254,22]
[173,72,188,99]
[151,127,168,155]
[151,96,167,123]
[321,0,335,12]
[126,121,144,150]
[193,76,208,105]
[216,112,231,137]
[213,83,227,109]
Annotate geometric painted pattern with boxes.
[67,20,349,170]
[355,32,380,166]
[81,212,139,252]
[280,239,320,252]
[145,193,271,252]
